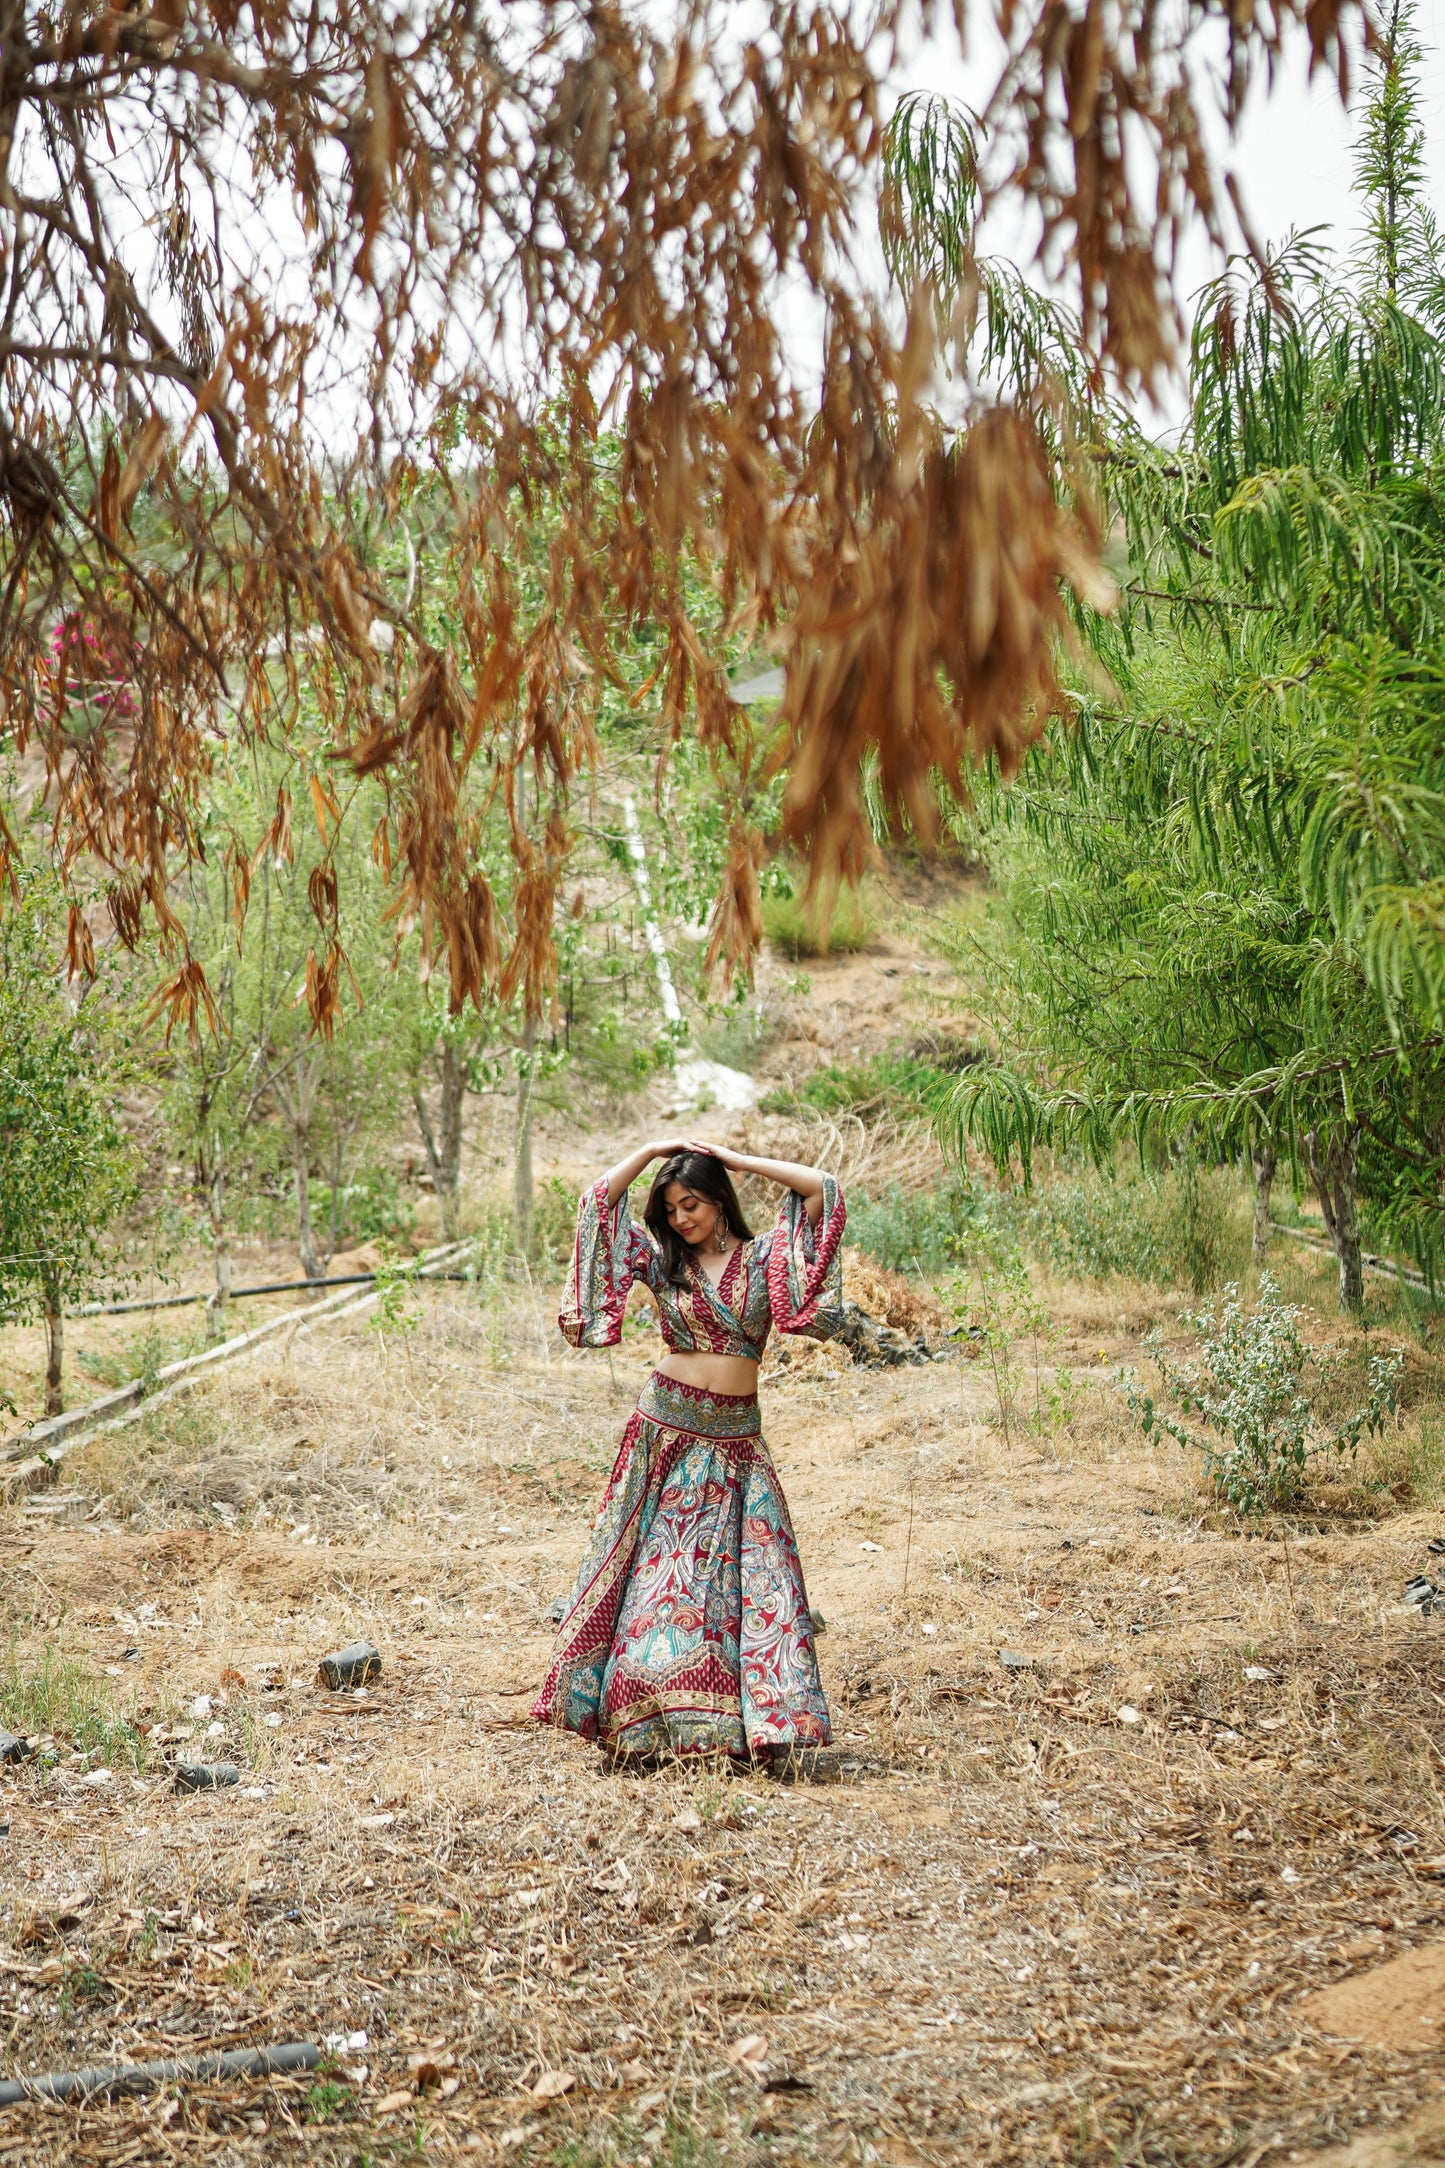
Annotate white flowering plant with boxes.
[1122,1274,1402,1513]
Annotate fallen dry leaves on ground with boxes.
[1,1279,1443,2166]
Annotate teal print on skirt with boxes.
[532,1373,830,1758]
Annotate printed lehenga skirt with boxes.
[531,1372,831,1759]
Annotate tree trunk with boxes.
[1305,1125,1364,1314]
[270,1056,326,1281]
[512,761,536,1257]
[412,1041,466,1243]
[513,1016,537,1257]
[1250,1140,1276,1264]
[42,1280,63,1417]
[325,1125,347,1270]
[204,1144,232,1339]
[438,1041,465,1239]
[290,1125,323,1281]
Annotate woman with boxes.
[532,1139,847,1765]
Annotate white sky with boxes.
[67,1,1443,460]
[1200,1,1445,262]
[883,0,1445,423]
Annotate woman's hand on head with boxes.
[651,1138,693,1161]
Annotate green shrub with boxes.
[1026,1173,1169,1284]
[845,1178,1020,1274]
[532,1175,582,1269]
[843,1158,1249,1293]
[761,884,875,958]
[369,1250,424,1337]
[316,1167,416,1248]
[847,1183,963,1273]
[1124,1273,1403,1512]
[1025,1161,1248,1294]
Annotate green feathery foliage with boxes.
[879,90,1106,433]
[906,4,1445,1305]
[0,876,136,1407]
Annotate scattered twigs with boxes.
[0,1262,1438,2164]
[733,1105,943,1200]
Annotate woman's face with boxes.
[663,1181,719,1249]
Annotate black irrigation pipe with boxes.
[76,1273,382,1317]
[0,2040,321,2106]
[1270,1218,1434,1294]
[77,1268,492,1318]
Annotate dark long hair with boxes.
[643,1151,754,1286]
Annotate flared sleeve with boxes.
[558,1178,658,1349]
[765,1174,847,1341]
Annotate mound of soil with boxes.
[1300,1939,1445,2051]
[843,1254,948,1339]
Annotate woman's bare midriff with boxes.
[655,1350,761,1398]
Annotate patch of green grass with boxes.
[762,1034,983,1126]
[58,1962,110,2013]
[761,1051,950,1122]
[0,1643,150,1768]
[304,2075,357,2124]
[133,1391,226,1455]
[547,2109,729,2168]
[1359,1400,1445,1508]
[656,2124,726,2168]
[761,884,875,958]
[1027,1162,1251,1296]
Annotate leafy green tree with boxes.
[914,7,1445,1309]
[164,736,414,1299]
[0,879,135,1414]
[229,785,414,1284]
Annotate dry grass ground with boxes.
[3,1264,1445,2168]
[4,868,1444,2163]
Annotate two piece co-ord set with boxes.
[530,1156,849,1765]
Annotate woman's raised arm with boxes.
[705,1145,826,1226]
[600,1139,692,1208]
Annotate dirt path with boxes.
[2,1282,1443,2166]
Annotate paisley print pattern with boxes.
[538,1168,845,1758]
[637,1369,763,1438]
[531,1374,831,1758]
[557,1173,847,1360]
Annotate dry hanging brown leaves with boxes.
[0,0,1367,1023]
